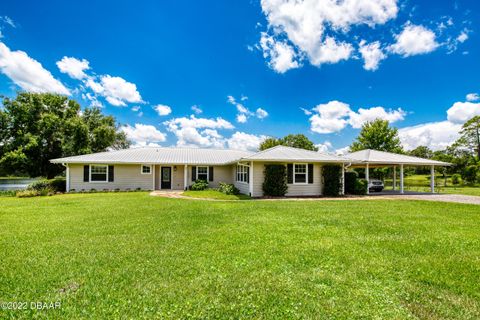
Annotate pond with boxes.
[0,178,38,191]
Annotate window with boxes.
[90,165,108,182]
[236,164,249,183]
[141,165,152,174]
[294,163,307,184]
[197,166,208,181]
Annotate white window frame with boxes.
[293,163,308,185]
[89,164,109,183]
[235,164,249,184]
[196,166,209,181]
[141,164,152,175]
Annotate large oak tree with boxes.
[0,92,130,178]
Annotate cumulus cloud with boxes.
[316,141,332,153]
[120,123,167,147]
[399,121,461,151]
[56,56,90,80]
[227,95,268,123]
[446,101,480,123]
[307,100,405,134]
[99,75,143,106]
[164,115,234,148]
[227,131,268,151]
[359,40,386,71]
[466,93,479,102]
[259,0,398,71]
[389,23,439,57]
[154,104,172,116]
[0,42,70,95]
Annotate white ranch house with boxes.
[50,146,450,196]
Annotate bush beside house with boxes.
[263,165,288,197]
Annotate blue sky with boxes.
[0,0,479,152]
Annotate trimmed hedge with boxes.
[344,171,358,195]
[263,165,288,196]
[322,165,342,197]
[354,179,368,195]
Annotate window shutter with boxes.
[308,164,314,184]
[83,165,89,182]
[191,166,196,181]
[247,167,250,183]
[209,167,214,181]
[108,165,114,182]
[287,164,293,184]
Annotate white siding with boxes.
[69,164,153,191]
[185,165,234,189]
[251,162,323,197]
[154,165,185,190]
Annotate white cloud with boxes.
[56,56,90,80]
[120,123,167,147]
[260,33,300,73]
[399,121,461,151]
[348,106,406,128]
[359,40,386,71]
[154,104,172,116]
[0,42,70,95]
[99,75,143,106]
[335,146,350,156]
[457,31,469,43]
[131,106,140,112]
[308,100,405,134]
[446,101,480,123]
[256,108,269,119]
[228,95,268,123]
[466,93,479,102]
[236,113,247,123]
[164,115,234,148]
[191,105,202,114]
[259,0,398,70]
[227,131,268,151]
[300,107,312,115]
[316,141,332,153]
[389,23,439,57]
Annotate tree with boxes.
[455,116,480,160]
[350,119,403,153]
[0,92,130,178]
[408,146,433,174]
[259,134,318,151]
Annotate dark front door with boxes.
[161,167,172,189]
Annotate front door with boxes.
[161,167,172,189]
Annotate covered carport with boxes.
[346,149,451,195]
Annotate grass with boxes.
[1,193,480,319]
[183,189,251,200]
[385,174,480,196]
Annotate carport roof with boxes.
[346,149,451,166]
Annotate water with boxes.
[0,178,38,191]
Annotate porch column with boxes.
[152,165,156,190]
[341,163,345,195]
[393,166,396,191]
[66,164,70,192]
[184,164,188,190]
[430,165,435,193]
[365,163,370,195]
[400,164,404,194]
[248,161,253,196]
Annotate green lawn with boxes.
[1,193,479,319]
[183,190,251,200]
[385,174,480,196]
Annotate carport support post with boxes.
[393,166,396,191]
[430,165,435,193]
[184,164,188,190]
[341,163,345,195]
[400,164,404,194]
[365,163,369,195]
[248,161,253,196]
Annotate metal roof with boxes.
[241,145,352,163]
[50,147,254,165]
[347,149,451,166]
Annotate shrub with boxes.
[322,165,342,197]
[27,177,66,193]
[219,182,240,195]
[451,174,461,185]
[190,179,209,191]
[462,165,478,184]
[354,179,368,195]
[16,190,40,198]
[263,165,288,197]
[0,190,17,197]
[344,171,358,194]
